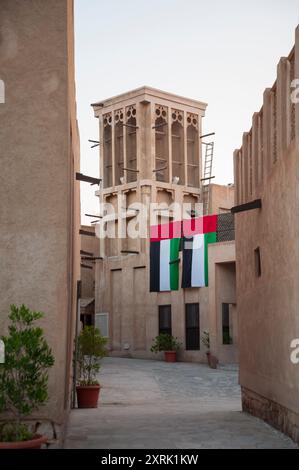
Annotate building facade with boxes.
[92,87,237,363]
[0,0,80,444]
[233,26,299,443]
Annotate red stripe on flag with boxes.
[150,220,181,242]
[150,215,218,241]
[203,214,218,233]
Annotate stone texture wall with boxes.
[242,387,299,444]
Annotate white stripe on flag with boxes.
[191,234,205,287]
[159,239,170,291]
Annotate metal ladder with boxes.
[202,142,214,215]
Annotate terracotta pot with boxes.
[206,351,218,369]
[206,351,211,366]
[0,434,47,449]
[164,351,177,362]
[76,384,101,408]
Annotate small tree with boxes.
[77,326,107,386]
[150,333,181,353]
[0,305,54,442]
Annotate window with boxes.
[171,110,185,185]
[187,116,199,187]
[222,303,233,344]
[126,106,137,183]
[185,303,200,350]
[103,114,112,188]
[254,247,261,277]
[159,305,172,336]
[114,109,124,185]
[95,313,109,338]
[155,106,169,182]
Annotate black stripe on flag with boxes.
[181,236,193,288]
[150,241,160,292]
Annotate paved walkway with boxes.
[64,357,297,449]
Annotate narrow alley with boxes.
[65,358,297,449]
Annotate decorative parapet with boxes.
[155,105,168,121]
[171,109,183,124]
[234,26,299,206]
[103,112,112,127]
[125,105,136,121]
[187,112,198,129]
[114,108,124,124]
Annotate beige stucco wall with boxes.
[0,0,80,440]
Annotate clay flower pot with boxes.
[206,351,218,369]
[206,351,211,366]
[76,384,101,408]
[0,434,47,449]
[164,351,177,362]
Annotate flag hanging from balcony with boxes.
[149,215,218,292]
[181,232,216,288]
[181,215,217,288]
[150,238,181,292]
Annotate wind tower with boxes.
[91,87,208,354]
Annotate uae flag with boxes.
[149,215,218,292]
[181,215,217,288]
[150,238,181,292]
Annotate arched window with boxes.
[114,109,124,185]
[155,106,169,182]
[103,114,112,188]
[171,110,184,185]
[126,106,137,183]
[187,114,199,187]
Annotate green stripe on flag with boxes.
[204,232,217,286]
[170,238,180,290]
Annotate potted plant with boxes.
[201,330,218,369]
[0,305,54,449]
[76,326,107,408]
[150,333,181,362]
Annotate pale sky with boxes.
[75,0,299,225]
